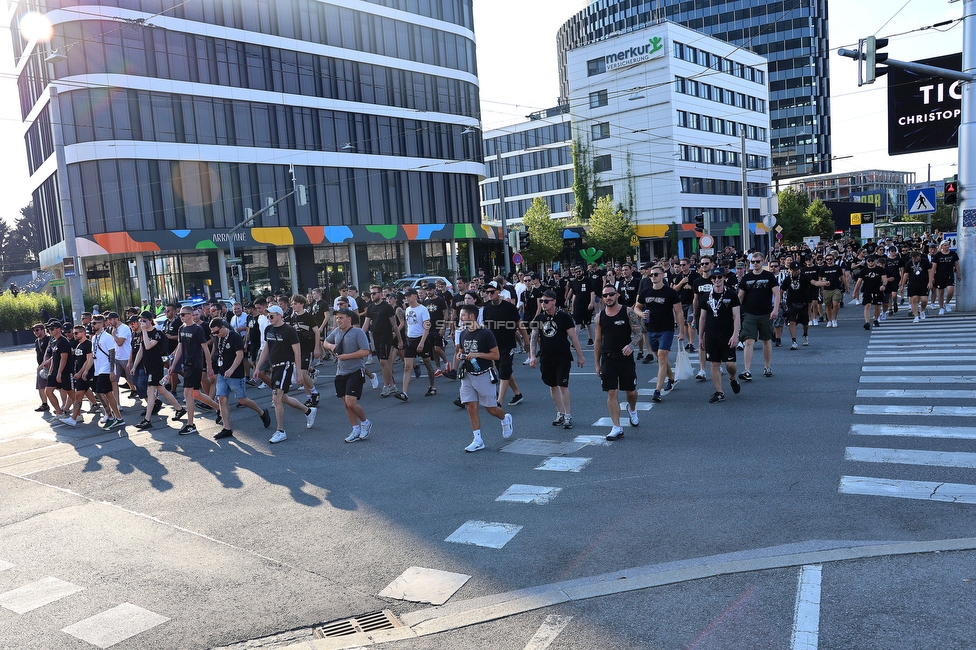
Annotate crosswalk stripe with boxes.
[0,577,84,614]
[854,405,976,416]
[790,564,822,650]
[859,376,976,383]
[845,446,976,468]
[851,424,976,439]
[860,356,976,362]
[839,476,976,504]
[856,389,976,399]
[860,365,976,372]
[62,603,169,649]
[867,343,971,350]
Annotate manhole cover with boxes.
[314,609,402,638]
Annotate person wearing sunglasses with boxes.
[635,266,684,404]
[168,309,221,435]
[737,255,780,381]
[594,287,643,440]
[59,325,95,427]
[32,322,53,412]
[130,311,183,430]
[698,268,742,403]
[208,318,271,440]
[528,290,585,430]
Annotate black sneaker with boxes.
[508,394,524,406]
[652,390,662,402]
[197,402,213,412]
[393,392,408,402]
[136,419,153,430]
[552,413,565,426]
[35,403,50,412]
[152,401,163,414]
[636,352,644,360]
[642,355,652,364]
[214,428,233,440]
[709,392,726,403]
[425,387,437,397]
[215,413,222,425]
[178,423,197,435]
[587,339,594,346]
[873,320,880,327]
[260,408,272,429]
[172,408,187,421]
[738,371,752,381]
[730,379,741,395]
[453,398,464,408]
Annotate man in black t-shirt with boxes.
[44,322,72,417]
[900,250,933,322]
[854,256,889,330]
[363,284,403,396]
[168,307,220,435]
[698,269,741,403]
[423,283,450,375]
[881,247,903,319]
[482,284,530,407]
[933,240,962,314]
[594,285,642,439]
[635,266,683,401]
[691,256,717,379]
[529,290,585,430]
[131,311,182,429]
[819,252,846,328]
[254,305,317,444]
[737,254,780,380]
[456,305,512,453]
[209,318,271,439]
[288,294,322,407]
[59,325,95,427]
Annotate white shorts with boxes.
[459,371,497,408]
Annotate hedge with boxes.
[0,292,59,332]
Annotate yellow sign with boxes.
[630,235,640,247]
[850,212,862,225]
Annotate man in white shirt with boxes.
[394,288,437,401]
[106,311,133,407]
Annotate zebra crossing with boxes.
[840,309,976,505]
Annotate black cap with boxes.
[404,288,419,297]
[46,320,63,329]
[789,262,801,270]
[140,310,155,320]
[335,308,356,319]
[127,314,139,323]
[709,267,726,277]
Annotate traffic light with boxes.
[694,214,705,233]
[231,265,243,281]
[863,36,888,85]
[519,231,530,250]
[945,181,958,205]
[508,230,520,252]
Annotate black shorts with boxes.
[271,362,295,393]
[704,337,737,363]
[72,377,92,393]
[786,303,809,325]
[374,338,393,361]
[539,355,572,388]
[46,372,66,390]
[600,353,637,392]
[496,345,515,381]
[935,276,955,289]
[95,373,113,395]
[300,347,314,371]
[404,336,432,359]
[573,309,592,326]
[907,283,928,297]
[184,365,204,390]
[863,291,885,306]
[145,363,165,387]
[335,370,365,399]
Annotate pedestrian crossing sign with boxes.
[907,188,937,215]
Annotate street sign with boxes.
[776,233,783,240]
[699,234,714,249]
[907,188,937,214]
[225,257,242,264]
[630,235,639,247]
[851,212,862,225]
[775,225,783,233]
[700,248,714,256]
[512,253,523,265]
[50,278,66,286]
[63,256,76,277]
[762,215,777,230]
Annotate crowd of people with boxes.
[30,232,962,446]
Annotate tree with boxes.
[0,219,12,281]
[587,196,633,262]
[806,199,836,239]
[930,202,957,233]
[777,187,811,244]
[3,203,42,274]
[521,197,562,265]
[571,132,595,224]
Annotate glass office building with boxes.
[557,0,831,182]
[12,0,483,305]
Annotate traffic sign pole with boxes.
[958,0,976,311]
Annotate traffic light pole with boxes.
[956,0,976,311]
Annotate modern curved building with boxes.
[557,0,831,182]
[11,0,483,307]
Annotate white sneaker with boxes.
[258,382,269,389]
[465,438,485,452]
[99,414,108,424]
[946,304,952,313]
[359,420,372,440]
[501,413,513,439]
[913,316,920,323]
[370,374,379,390]
[695,369,707,380]
[628,409,639,427]
[269,430,287,444]
[939,308,946,315]
[59,416,77,427]
[880,312,887,321]
[366,355,375,365]
[305,406,317,428]
[812,318,818,326]
[920,310,927,320]
[606,426,624,440]
[833,320,838,327]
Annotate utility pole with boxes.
[494,141,511,276]
[958,0,976,310]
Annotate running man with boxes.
[324,308,374,443]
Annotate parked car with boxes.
[392,275,454,292]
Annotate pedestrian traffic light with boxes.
[231,265,243,281]
[694,214,705,233]
[863,36,888,85]
[519,231,530,250]
[945,181,958,206]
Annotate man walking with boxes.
[363,284,403,397]
[698,268,741,403]
[737,254,780,380]
[529,290,586,429]
[209,318,271,439]
[131,311,182,430]
[324,308,374,443]
[456,305,513,452]
[635,266,683,402]
[594,285,643,440]
[482,283,530,407]
[394,288,436,401]
[168,306,221,435]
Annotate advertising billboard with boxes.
[887,53,962,156]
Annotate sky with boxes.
[0,0,964,227]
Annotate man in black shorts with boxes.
[854,256,888,330]
[594,285,642,440]
[324,308,374,443]
[737,253,779,380]
[59,325,94,427]
[568,266,597,346]
[698,268,741,403]
[288,294,321,407]
[529,290,586,429]
[363,284,403,397]
[482,283,530,407]
[900,249,933,323]
[168,306,220,435]
[933,240,962,314]
[42,321,72,418]
[254,305,317,444]
[133,311,183,430]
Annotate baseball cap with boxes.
[709,267,726,277]
[105,312,120,319]
[267,305,284,315]
[789,262,801,270]
[404,288,419,297]
[488,281,499,288]
[127,315,139,323]
[335,308,356,319]
[140,311,155,320]
[46,320,63,329]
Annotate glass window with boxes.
[587,57,606,76]
[589,89,608,108]
[591,122,610,140]
[593,154,612,173]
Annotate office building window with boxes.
[588,57,607,76]
[589,90,609,108]
[593,154,612,173]
[591,122,610,140]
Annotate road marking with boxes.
[859,375,976,384]
[536,457,592,472]
[500,439,588,456]
[856,389,976,399]
[861,365,976,372]
[839,476,976,504]
[860,356,976,363]
[790,564,822,650]
[621,402,653,411]
[0,560,13,572]
[851,424,976,439]
[377,567,471,605]
[865,344,971,351]
[573,435,611,446]
[853,405,976,416]
[62,603,169,648]
[496,484,562,505]
[522,614,572,650]
[0,577,84,614]
[846,447,976,469]
[445,521,522,549]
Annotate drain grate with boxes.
[314,610,402,638]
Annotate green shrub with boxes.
[0,292,59,331]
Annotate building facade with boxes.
[789,170,918,221]
[12,0,484,306]
[556,0,830,182]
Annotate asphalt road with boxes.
[2,301,976,650]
